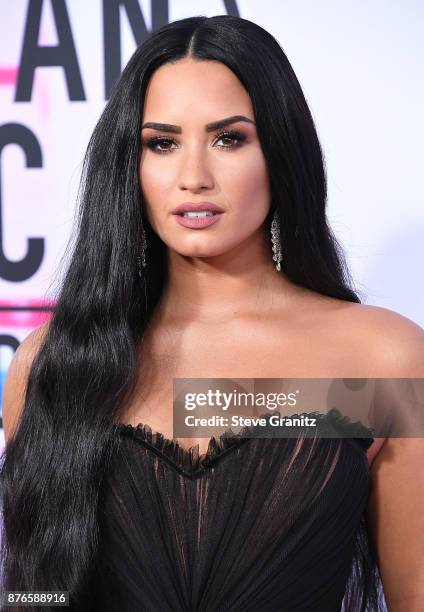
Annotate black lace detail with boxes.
[115,418,250,479]
[115,408,374,478]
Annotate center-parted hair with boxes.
[0,15,368,610]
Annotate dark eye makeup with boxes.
[143,129,247,155]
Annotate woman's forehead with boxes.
[142,60,253,123]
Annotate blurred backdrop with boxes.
[1,0,423,449]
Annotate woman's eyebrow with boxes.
[141,115,255,133]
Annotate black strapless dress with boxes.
[90,411,387,611]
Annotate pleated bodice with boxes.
[90,411,386,611]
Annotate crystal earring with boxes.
[270,209,283,272]
[137,227,147,278]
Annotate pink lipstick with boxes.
[172,201,224,229]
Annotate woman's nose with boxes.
[177,148,215,192]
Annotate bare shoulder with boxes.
[334,302,424,464]
[292,289,424,372]
[2,322,50,444]
[299,296,424,465]
[339,302,424,377]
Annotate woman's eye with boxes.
[215,130,246,149]
[145,138,175,154]
[145,130,246,155]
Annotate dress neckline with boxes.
[114,409,374,479]
[115,419,251,479]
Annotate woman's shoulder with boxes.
[287,289,423,372]
[12,322,50,365]
[295,295,424,466]
[333,302,424,377]
[2,322,50,444]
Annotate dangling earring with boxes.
[270,209,283,272]
[137,226,147,278]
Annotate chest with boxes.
[122,319,375,456]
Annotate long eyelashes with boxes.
[144,129,247,155]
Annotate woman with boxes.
[1,14,423,612]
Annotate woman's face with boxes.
[139,58,271,259]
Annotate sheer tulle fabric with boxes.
[89,412,387,611]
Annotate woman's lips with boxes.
[173,212,223,228]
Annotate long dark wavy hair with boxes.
[1,14,367,611]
